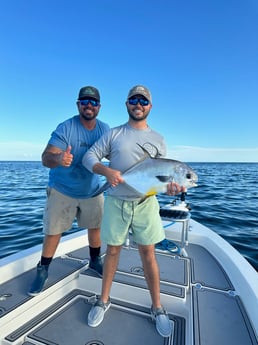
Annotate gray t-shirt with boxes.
[83,122,166,200]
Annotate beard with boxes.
[128,110,149,122]
[81,112,97,121]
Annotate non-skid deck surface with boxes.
[82,246,188,298]
[80,245,258,345]
[6,290,185,345]
[0,257,86,318]
[77,241,233,292]
[192,287,258,345]
[2,243,257,345]
[0,241,235,319]
[185,244,233,290]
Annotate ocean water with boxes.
[0,161,257,271]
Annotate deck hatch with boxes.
[192,286,257,345]
[187,244,234,290]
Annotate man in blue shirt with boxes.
[28,86,110,296]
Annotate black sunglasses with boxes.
[128,98,150,106]
[79,99,100,107]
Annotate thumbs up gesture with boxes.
[60,146,73,167]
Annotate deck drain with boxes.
[86,341,104,345]
[131,266,144,274]
[0,293,12,301]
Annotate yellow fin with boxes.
[145,188,158,196]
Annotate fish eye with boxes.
[186,173,191,179]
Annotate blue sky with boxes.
[0,0,257,162]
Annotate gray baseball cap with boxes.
[127,85,152,103]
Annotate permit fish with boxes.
[121,156,198,196]
[94,145,198,197]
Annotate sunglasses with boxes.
[79,99,100,107]
[128,98,150,106]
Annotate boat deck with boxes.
[1,236,257,345]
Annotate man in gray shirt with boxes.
[83,85,184,337]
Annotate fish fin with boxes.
[121,144,159,177]
[156,175,171,182]
[136,143,151,158]
[136,143,160,158]
[145,188,158,196]
[121,156,151,176]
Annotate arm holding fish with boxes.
[92,163,124,187]
[82,130,124,187]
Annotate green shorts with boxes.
[43,187,104,235]
[101,196,165,245]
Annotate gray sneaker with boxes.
[28,262,49,296]
[89,256,103,277]
[150,305,173,337]
[88,297,111,327]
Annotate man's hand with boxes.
[166,182,186,196]
[106,168,124,187]
[60,146,73,167]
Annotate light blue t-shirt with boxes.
[47,115,110,198]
